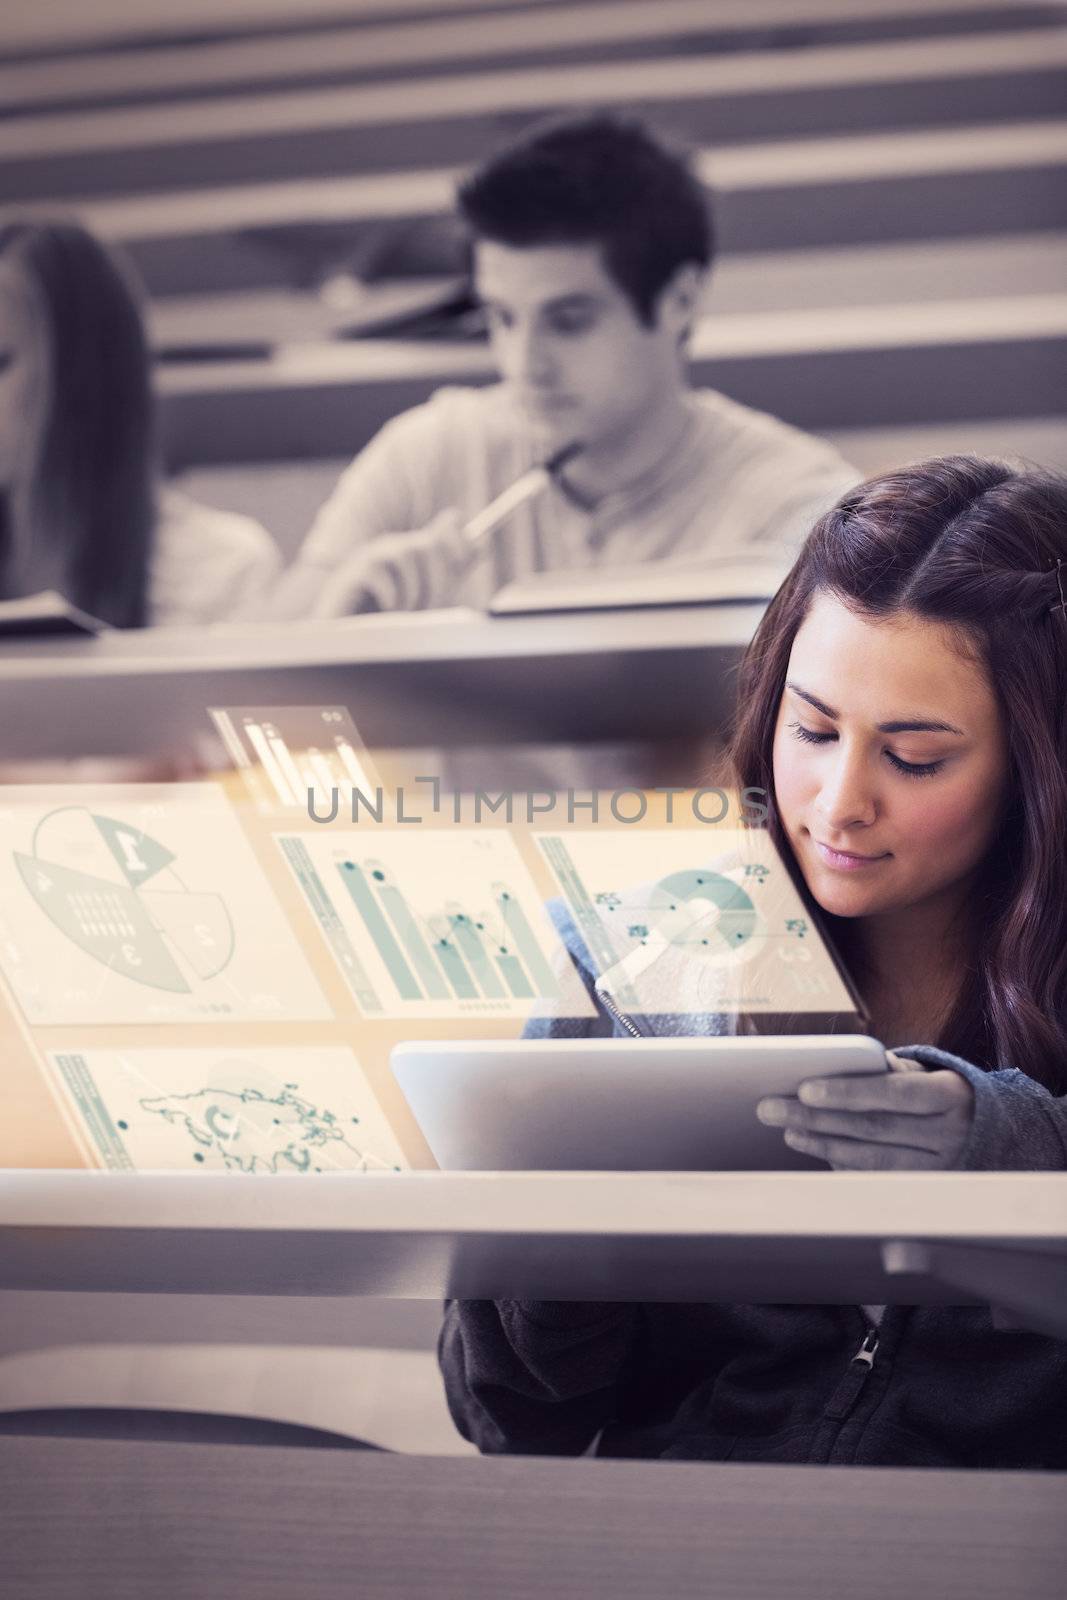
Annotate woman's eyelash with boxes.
[886,752,945,779]
[786,721,945,779]
[788,721,832,747]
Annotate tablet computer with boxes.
[390,1034,887,1172]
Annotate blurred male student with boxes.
[271,112,856,619]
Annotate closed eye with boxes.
[885,751,946,778]
[787,721,946,779]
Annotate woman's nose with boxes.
[814,753,878,832]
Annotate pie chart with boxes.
[15,805,235,994]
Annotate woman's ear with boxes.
[657,262,707,342]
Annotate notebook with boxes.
[489,550,792,617]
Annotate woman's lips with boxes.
[813,839,891,871]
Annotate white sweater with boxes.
[276,383,858,617]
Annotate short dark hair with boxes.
[457,112,714,327]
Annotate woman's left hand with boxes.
[756,1066,976,1170]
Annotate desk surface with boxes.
[0,604,760,758]
[3,1437,1064,1600]
[2,1170,1064,1302]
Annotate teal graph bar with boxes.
[448,909,506,998]
[496,952,534,999]
[428,915,478,999]
[281,839,382,1013]
[494,883,557,997]
[372,871,450,1000]
[337,860,421,1002]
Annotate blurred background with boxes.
[2,0,1064,558]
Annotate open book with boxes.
[489,549,793,616]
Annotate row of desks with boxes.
[5,0,1060,113]
[4,30,1067,200]
[10,119,1066,295]
[155,295,1067,465]
[2,6,1062,478]
[143,230,1067,349]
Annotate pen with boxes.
[462,439,584,547]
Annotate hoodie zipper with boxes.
[596,983,644,1038]
[823,1327,880,1422]
[600,969,885,1449]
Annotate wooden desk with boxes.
[0,603,758,762]
[3,1438,1064,1600]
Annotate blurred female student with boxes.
[0,220,279,628]
[441,455,1067,1469]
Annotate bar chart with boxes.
[278,830,591,1020]
[209,705,380,816]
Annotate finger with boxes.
[313,548,399,617]
[365,555,405,612]
[758,1100,953,1152]
[428,506,472,558]
[796,1071,963,1115]
[782,1128,944,1170]
[886,1050,926,1074]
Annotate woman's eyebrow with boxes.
[878,717,966,735]
[785,681,965,736]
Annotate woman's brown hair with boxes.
[730,455,1067,1092]
[0,221,155,628]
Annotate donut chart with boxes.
[647,868,758,962]
[537,829,858,1019]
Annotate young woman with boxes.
[440,455,1067,1469]
[0,220,279,628]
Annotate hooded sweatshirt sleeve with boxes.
[891,1045,1067,1171]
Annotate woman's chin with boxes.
[804,869,886,920]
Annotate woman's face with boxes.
[772,590,1010,923]
[0,257,48,492]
